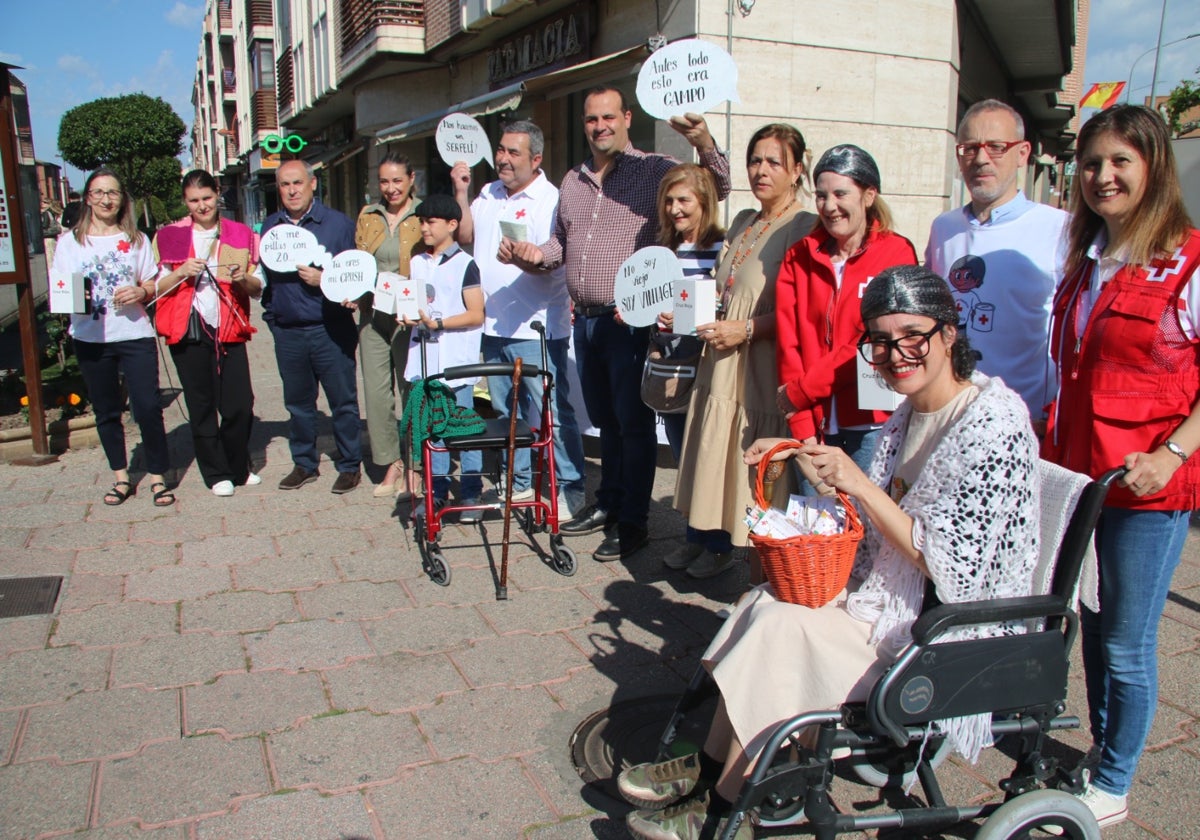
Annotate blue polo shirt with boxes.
[261,198,357,327]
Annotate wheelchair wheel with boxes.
[424,546,451,586]
[550,538,577,576]
[975,789,1099,840]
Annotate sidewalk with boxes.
[0,310,1197,839]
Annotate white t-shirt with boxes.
[53,232,158,343]
[468,172,570,340]
[191,227,221,327]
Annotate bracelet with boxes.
[436,317,444,331]
[745,318,754,343]
[1164,439,1189,463]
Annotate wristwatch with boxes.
[436,318,444,331]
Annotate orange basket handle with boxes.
[751,439,865,537]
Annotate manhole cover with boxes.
[569,690,718,801]
[0,576,63,618]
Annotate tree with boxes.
[57,93,186,203]
[1165,67,1200,136]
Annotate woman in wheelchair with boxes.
[619,265,1041,840]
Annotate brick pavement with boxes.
[1,309,1197,839]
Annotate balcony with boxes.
[222,69,236,96]
[245,0,272,29]
[251,88,278,134]
[218,0,233,37]
[224,133,239,160]
[337,0,424,80]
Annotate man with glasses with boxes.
[925,99,1067,431]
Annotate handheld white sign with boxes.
[319,249,377,302]
[614,246,681,328]
[435,112,493,169]
[393,278,421,321]
[259,225,322,273]
[636,39,740,121]
[49,270,88,314]
[673,278,716,336]
[372,271,402,315]
[857,353,905,412]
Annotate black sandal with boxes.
[103,480,134,506]
[150,482,176,507]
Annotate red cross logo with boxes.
[515,209,526,219]
[680,290,689,301]
[955,300,965,314]
[56,279,65,289]
[402,288,410,296]
[978,312,989,326]
[1147,248,1186,284]
[116,240,130,253]
[382,282,391,291]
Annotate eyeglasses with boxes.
[858,322,945,365]
[87,189,122,200]
[954,140,1024,160]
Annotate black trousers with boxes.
[75,337,170,475]
[169,338,254,487]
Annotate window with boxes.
[312,0,330,95]
[251,41,275,90]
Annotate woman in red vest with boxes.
[1043,104,1200,829]
[149,170,262,496]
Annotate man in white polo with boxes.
[926,99,1068,431]
[451,120,587,515]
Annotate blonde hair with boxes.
[656,164,724,250]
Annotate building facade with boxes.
[196,0,1084,250]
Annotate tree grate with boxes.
[0,576,63,619]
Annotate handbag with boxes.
[641,332,704,414]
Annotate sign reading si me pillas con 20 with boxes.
[262,134,308,154]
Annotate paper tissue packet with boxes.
[745,494,845,539]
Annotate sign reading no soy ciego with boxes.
[613,246,682,328]
[635,38,740,121]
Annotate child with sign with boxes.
[399,195,487,519]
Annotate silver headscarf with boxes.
[813,144,881,191]
[861,265,976,378]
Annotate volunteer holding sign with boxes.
[670,125,818,579]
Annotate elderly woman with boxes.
[776,144,918,480]
[670,124,817,579]
[619,266,1040,840]
[354,152,425,498]
[1042,104,1200,829]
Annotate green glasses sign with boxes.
[262,134,307,154]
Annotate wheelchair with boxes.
[644,463,1124,840]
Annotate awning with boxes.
[308,138,367,171]
[372,45,645,145]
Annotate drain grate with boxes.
[0,576,63,618]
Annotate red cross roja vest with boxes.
[1042,228,1200,510]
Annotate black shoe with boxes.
[561,504,616,536]
[594,524,649,562]
[279,466,319,490]
[331,470,362,494]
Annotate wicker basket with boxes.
[748,440,864,608]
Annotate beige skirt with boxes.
[702,582,890,760]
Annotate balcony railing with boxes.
[252,88,278,134]
[225,134,239,160]
[337,0,423,65]
[276,46,294,113]
[222,69,236,94]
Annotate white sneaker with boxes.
[556,494,574,520]
[211,480,235,497]
[509,486,536,502]
[1043,785,1128,834]
[242,473,263,486]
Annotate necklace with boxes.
[722,200,796,307]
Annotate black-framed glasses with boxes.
[858,322,945,365]
[954,140,1024,160]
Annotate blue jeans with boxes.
[798,428,881,495]
[574,313,657,528]
[75,337,170,475]
[482,334,586,507]
[1082,506,1188,796]
[662,412,688,463]
[268,320,362,474]
[430,383,483,500]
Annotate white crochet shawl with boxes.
[846,372,1041,761]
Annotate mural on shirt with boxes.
[947,254,995,356]
[423,283,442,342]
[81,240,136,320]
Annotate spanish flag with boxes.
[1080,82,1126,109]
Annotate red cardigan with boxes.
[152,217,259,345]
[776,225,917,439]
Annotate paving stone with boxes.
[297,580,411,621]
[362,604,495,656]
[367,757,556,839]
[98,735,269,825]
[27,519,132,550]
[194,789,376,839]
[19,686,179,763]
[245,620,374,670]
[324,652,468,713]
[275,528,373,561]
[0,758,93,838]
[7,499,89,526]
[0,645,111,708]
[451,632,590,689]
[0,546,75,577]
[416,684,562,761]
[70,825,186,840]
[268,710,429,790]
[110,633,246,689]
[0,485,52,507]
[52,601,179,647]
[1159,648,1200,715]
[58,573,126,612]
[0,525,31,549]
[185,671,330,736]
[401,560,527,607]
[259,487,344,514]
[542,662,691,715]
[0,615,51,655]
[310,503,399,530]
[233,554,341,593]
[524,817,628,839]
[476,586,600,636]
[0,707,18,764]
[221,508,314,538]
[1125,744,1200,839]
[335,543,423,583]
[75,541,180,575]
[520,745,601,824]
[181,534,277,566]
[125,564,232,602]
[128,514,226,544]
[182,591,300,634]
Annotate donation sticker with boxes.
[259,225,322,273]
[614,246,682,328]
[636,39,740,121]
[435,112,494,169]
[320,249,378,302]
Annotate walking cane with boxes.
[497,357,523,600]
